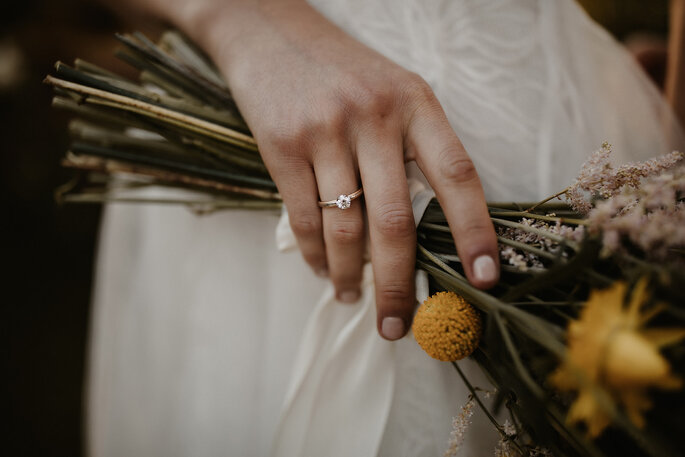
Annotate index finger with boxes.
[407,99,500,289]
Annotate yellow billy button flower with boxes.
[550,279,685,437]
[412,291,483,362]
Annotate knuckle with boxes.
[438,151,478,184]
[339,79,394,119]
[361,91,394,118]
[303,251,326,270]
[264,126,312,155]
[264,107,344,154]
[314,103,347,137]
[378,282,413,306]
[375,203,415,239]
[402,73,435,102]
[399,74,441,124]
[291,214,322,239]
[330,219,365,245]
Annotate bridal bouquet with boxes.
[46,32,685,457]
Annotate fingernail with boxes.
[473,255,497,283]
[339,290,360,303]
[315,267,329,278]
[381,317,405,340]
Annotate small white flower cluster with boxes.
[494,420,517,457]
[498,218,584,271]
[444,398,475,457]
[499,245,542,271]
[493,420,554,457]
[528,447,554,457]
[445,398,554,457]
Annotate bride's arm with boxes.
[106,0,500,340]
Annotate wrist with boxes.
[163,1,309,65]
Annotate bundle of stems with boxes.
[46,31,685,457]
[418,202,685,457]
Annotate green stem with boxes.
[62,193,283,210]
[493,311,545,398]
[450,361,528,456]
[489,210,586,226]
[486,202,571,211]
[525,187,570,212]
[508,301,581,306]
[417,244,466,281]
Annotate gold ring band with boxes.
[318,188,364,210]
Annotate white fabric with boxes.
[270,180,432,457]
[87,1,685,457]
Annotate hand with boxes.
[154,0,500,340]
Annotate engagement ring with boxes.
[318,188,364,210]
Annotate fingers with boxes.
[408,99,500,289]
[313,146,366,303]
[357,130,416,341]
[270,155,329,278]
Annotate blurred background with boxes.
[1,0,678,456]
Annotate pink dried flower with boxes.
[566,143,683,214]
[587,164,685,259]
[601,230,621,254]
[612,151,683,190]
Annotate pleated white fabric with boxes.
[87,1,685,456]
[270,180,437,457]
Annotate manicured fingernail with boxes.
[473,255,497,283]
[381,317,405,340]
[339,290,360,303]
[316,267,329,278]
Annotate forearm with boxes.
[103,0,310,65]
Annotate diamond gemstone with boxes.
[336,194,352,209]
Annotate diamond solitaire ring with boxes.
[318,188,364,210]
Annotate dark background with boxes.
[2,2,158,455]
[0,1,672,456]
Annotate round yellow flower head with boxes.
[412,291,482,361]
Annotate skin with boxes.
[116,0,500,340]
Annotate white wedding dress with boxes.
[87,1,684,456]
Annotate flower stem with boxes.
[526,187,570,212]
[451,360,530,456]
[490,210,587,226]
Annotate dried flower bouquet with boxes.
[46,32,685,457]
